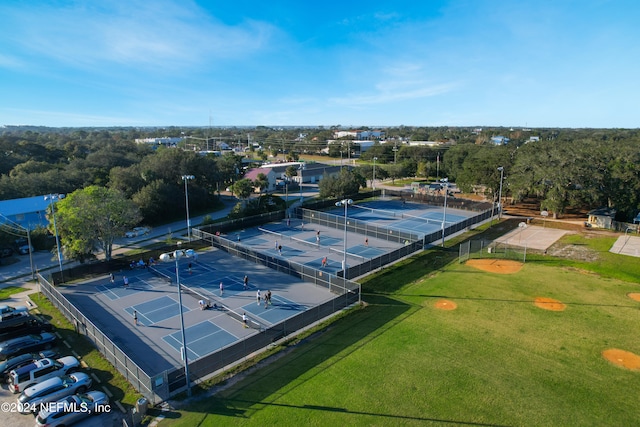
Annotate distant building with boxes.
[490,136,510,145]
[243,168,277,193]
[333,130,385,140]
[134,137,185,146]
[407,141,445,147]
[255,161,346,184]
[586,207,616,229]
[0,195,52,230]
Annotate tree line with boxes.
[1,126,639,262]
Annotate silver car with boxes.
[35,391,110,427]
[17,372,92,414]
[0,305,28,316]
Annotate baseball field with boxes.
[157,230,640,426]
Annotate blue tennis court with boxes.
[305,257,342,274]
[348,244,386,258]
[97,276,158,300]
[162,320,237,360]
[242,294,307,325]
[126,296,191,326]
[327,199,476,238]
[192,275,247,299]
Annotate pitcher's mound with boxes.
[534,297,566,311]
[602,349,640,371]
[466,259,523,274]
[435,299,457,310]
[627,293,640,302]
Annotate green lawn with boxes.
[158,234,640,427]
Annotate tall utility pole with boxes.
[497,166,504,219]
[393,142,398,164]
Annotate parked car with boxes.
[11,239,33,255]
[0,311,27,322]
[8,355,80,393]
[0,332,57,361]
[0,316,53,342]
[16,244,34,255]
[0,350,59,380]
[125,226,150,238]
[17,372,92,413]
[35,391,110,427]
[0,304,28,316]
[0,247,13,258]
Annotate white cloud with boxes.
[330,63,461,106]
[1,107,144,127]
[1,0,277,72]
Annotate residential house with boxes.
[243,168,277,193]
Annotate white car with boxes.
[35,391,110,427]
[125,226,150,238]
[8,356,80,394]
[0,304,28,317]
[17,372,92,413]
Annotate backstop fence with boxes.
[36,274,157,402]
[458,239,528,263]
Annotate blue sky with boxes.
[1,0,638,128]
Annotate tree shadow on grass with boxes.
[183,297,505,425]
[179,295,444,423]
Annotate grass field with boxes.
[157,232,640,427]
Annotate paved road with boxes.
[0,199,236,286]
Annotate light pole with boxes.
[182,175,195,241]
[372,157,378,191]
[299,164,304,203]
[440,179,448,247]
[497,166,504,219]
[44,193,65,279]
[159,248,196,397]
[335,199,353,271]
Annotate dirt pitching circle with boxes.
[465,259,523,274]
[627,293,640,302]
[534,297,567,311]
[602,349,640,371]
[435,300,457,310]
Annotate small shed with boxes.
[586,207,617,229]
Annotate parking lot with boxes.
[0,381,121,427]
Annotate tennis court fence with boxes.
[37,274,156,403]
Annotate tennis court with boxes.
[327,199,476,238]
[228,217,405,272]
[57,247,338,376]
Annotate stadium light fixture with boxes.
[373,157,378,191]
[44,193,65,280]
[497,167,504,219]
[440,179,448,247]
[159,248,196,397]
[335,199,353,271]
[182,175,195,241]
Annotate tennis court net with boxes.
[353,204,442,226]
[259,227,322,251]
[329,247,369,263]
[183,283,265,330]
[149,265,172,282]
[350,204,399,219]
